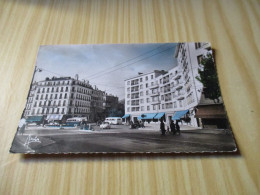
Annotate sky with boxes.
[33,43,178,100]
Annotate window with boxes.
[147,106,150,111]
[66,87,68,92]
[162,104,164,109]
[45,94,48,99]
[140,85,143,89]
[141,106,144,111]
[146,98,150,103]
[146,76,148,81]
[140,92,143,96]
[140,78,142,82]
[127,81,130,85]
[64,93,67,98]
[146,90,149,95]
[56,87,59,92]
[151,75,153,79]
[140,99,144,103]
[127,101,130,105]
[153,105,156,110]
[146,83,148,88]
[59,94,62,99]
[127,107,130,112]
[55,94,57,99]
[127,87,130,92]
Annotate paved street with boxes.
[10,124,237,153]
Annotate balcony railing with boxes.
[149,84,159,89]
[151,100,160,105]
[150,92,159,96]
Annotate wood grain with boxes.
[0,0,260,194]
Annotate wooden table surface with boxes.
[0,0,259,194]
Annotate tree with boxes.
[108,108,123,117]
[196,53,221,103]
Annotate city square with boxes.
[11,124,236,153]
[10,42,237,154]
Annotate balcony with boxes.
[176,85,183,90]
[149,84,159,89]
[177,92,185,100]
[131,81,139,86]
[165,98,172,102]
[131,96,139,99]
[163,89,171,94]
[150,92,160,96]
[151,100,160,105]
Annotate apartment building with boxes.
[124,42,217,127]
[24,76,105,123]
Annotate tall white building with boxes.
[123,42,218,127]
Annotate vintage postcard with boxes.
[10,43,237,154]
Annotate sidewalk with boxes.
[139,123,228,135]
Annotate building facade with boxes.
[24,76,106,122]
[124,42,220,127]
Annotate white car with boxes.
[100,122,111,129]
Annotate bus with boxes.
[66,117,87,127]
[104,117,122,125]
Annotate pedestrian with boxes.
[176,120,180,135]
[160,119,166,135]
[82,119,87,130]
[136,120,140,128]
[140,120,145,128]
[170,120,176,135]
[130,120,134,129]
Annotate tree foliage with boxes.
[196,53,221,103]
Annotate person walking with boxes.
[176,120,181,135]
[160,119,166,136]
[170,120,176,135]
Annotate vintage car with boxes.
[100,122,111,129]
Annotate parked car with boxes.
[100,122,111,129]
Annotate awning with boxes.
[154,112,165,119]
[122,114,130,119]
[26,116,44,123]
[195,104,226,119]
[46,114,63,121]
[138,113,157,120]
[172,110,189,120]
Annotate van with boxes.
[104,117,122,125]
[66,117,87,127]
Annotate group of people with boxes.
[160,119,180,136]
